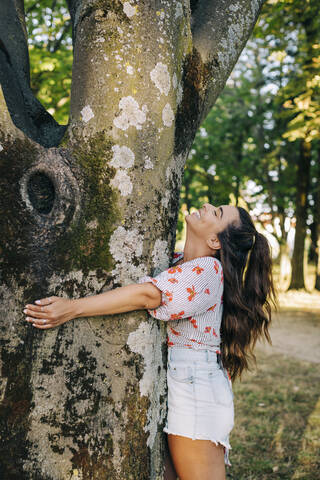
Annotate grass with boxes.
[227,350,320,480]
[227,262,320,478]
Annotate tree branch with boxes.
[49,19,72,53]
[65,0,79,45]
[191,0,265,123]
[0,85,26,140]
[174,0,264,157]
[0,0,67,147]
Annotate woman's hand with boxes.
[23,282,162,329]
[23,296,75,329]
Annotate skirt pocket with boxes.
[209,369,234,407]
[168,362,194,384]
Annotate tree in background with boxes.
[180,0,320,290]
[312,146,320,290]
[260,0,320,289]
[0,1,264,478]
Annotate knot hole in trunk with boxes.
[20,151,80,229]
[27,171,55,214]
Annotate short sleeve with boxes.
[172,251,184,264]
[138,256,223,321]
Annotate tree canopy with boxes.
[178,0,320,290]
[24,0,320,290]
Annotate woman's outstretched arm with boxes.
[23,282,162,330]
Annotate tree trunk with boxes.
[289,139,311,289]
[279,241,291,288]
[315,228,320,290]
[0,1,264,478]
[314,147,320,290]
[275,210,290,288]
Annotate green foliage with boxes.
[25,0,72,124]
[180,0,320,264]
[256,0,320,144]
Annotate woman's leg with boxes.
[168,434,226,480]
[164,433,178,480]
[164,447,178,480]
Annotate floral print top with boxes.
[138,252,224,351]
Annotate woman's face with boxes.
[185,203,240,249]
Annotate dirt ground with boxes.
[229,290,320,480]
[256,306,320,364]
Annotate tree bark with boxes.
[0,1,264,478]
[0,0,66,147]
[314,146,320,290]
[289,139,311,290]
[277,207,291,287]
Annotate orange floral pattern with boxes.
[191,339,204,345]
[168,277,179,284]
[165,290,173,302]
[207,304,217,312]
[170,327,181,336]
[190,318,198,329]
[187,285,196,301]
[214,260,219,274]
[138,252,224,351]
[168,265,182,274]
[170,311,185,320]
[192,265,204,275]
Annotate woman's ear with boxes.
[206,235,221,251]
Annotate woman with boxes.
[23,203,275,480]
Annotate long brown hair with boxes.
[216,207,276,381]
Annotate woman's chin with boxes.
[185,214,194,225]
[185,216,198,234]
[186,212,200,223]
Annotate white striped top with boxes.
[138,252,224,352]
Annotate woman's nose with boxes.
[203,203,215,210]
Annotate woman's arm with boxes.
[23,282,162,329]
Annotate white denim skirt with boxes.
[164,348,234,466]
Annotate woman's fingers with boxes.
[25,316,52,324]
[24,297,60,321]
[25,304,49,313]
[32,321,55,330]
[24,308,50,319]
[27,316,57,328]
[35,297,56,306]
[23,296,72,330]
[24,297,55,318]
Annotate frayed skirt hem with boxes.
[163,427,231,466]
